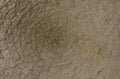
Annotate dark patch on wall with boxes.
[4,0,70,62]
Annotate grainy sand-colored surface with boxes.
[0,0,120,79]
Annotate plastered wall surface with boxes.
[0,0,120,79]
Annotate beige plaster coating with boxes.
[0,0,120,79]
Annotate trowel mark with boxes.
[0,50,4,59]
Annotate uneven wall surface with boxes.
[0,0,120,79]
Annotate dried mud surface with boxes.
[0,0,120,79]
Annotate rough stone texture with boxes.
[0,0,120,79]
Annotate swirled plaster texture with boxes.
[0,0,120,79]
